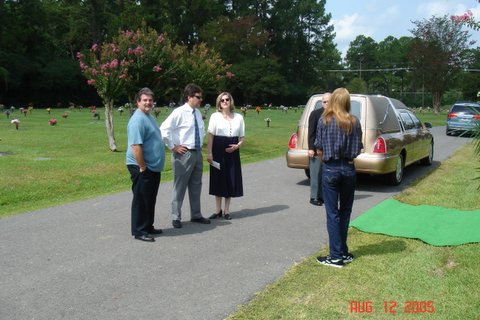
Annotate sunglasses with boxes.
[194,95,203,100]
[221,98,230,103]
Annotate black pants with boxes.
[127,165,161,236]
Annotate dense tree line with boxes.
[0,0,478,108]
[343,26,478,110]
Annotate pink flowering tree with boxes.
[77,27,173,151]
[451,3,480,102]
[451,1,480,31]
[114,29,177,101]
[78,42,133,151]
[79,27,231,151]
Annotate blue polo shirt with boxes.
[126,109,165,172]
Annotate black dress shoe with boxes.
[191,217,211,224]
[172,220,182,228]
[209,210,223,219]
[224,213,232,220]
[148,228,163,234]
[310,198,323,206]
[134,235,155,242]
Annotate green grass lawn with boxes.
[227,144,480,319]
[413,108,449,127]
[1,105,478,318]
[0,106,451,217]
[0,106,302,217]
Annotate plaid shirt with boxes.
[314,116,363,162]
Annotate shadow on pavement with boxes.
[233,204,290,219]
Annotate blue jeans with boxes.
[322,160,356,259]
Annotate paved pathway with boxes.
[0,127,469,319]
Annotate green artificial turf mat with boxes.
[351,199,480,246]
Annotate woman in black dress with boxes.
[206,92,245,220]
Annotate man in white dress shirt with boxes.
[160,84,211,228]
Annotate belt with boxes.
[325,158,354,164]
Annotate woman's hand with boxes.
[226,144,239,153]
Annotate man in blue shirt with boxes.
[126,87,165,242]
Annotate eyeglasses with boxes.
[194,95,203,100]
[221,98,230,103]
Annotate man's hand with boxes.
[172,145,188,155]
[316,149,323,161]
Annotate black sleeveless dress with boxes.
[209,135,243,197]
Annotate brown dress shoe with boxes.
[190,217,211,224]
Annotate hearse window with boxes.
[313,100,323,110]
[408,111,421,128]
[350,101,362,120]
[399,112,415,130]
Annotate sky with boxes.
[325,0,480,58]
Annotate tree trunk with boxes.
[432,91,441,114]
[104,100,117,151]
